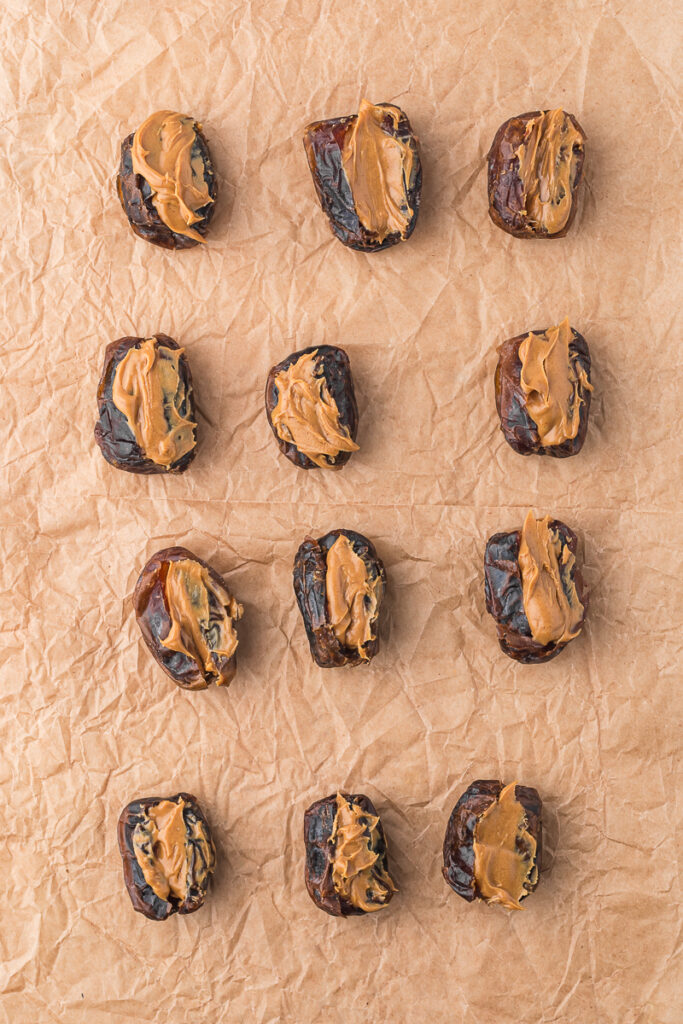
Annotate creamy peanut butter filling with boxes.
[515,109,584,234]
[330,793,396,912]
[111,338,196,468]
[325,535,382,658]
[518,317,592,446]
[473,782,537,911]
[518,512,584,646]
[160,558,242,677]
[131,110,213,242]
[341,99,415,242]
[132,797,215,903]
[271,350,358,468]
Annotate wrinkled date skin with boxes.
[487,111,585,238]
[118,792,214,921]
[484,522,589,664]
[495,328,592,457]
[133,546,238,690]
[304,791,393,917]
[94,334,197,475]
[442,780,542,903]
[293,529,386,668]
[116,128,217,250]
[264,345,359,470]
[303,104,422,252]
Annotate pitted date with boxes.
[116,120,217,250]
[94,334,197,475]
[293,529,386,668]
[487,109,585,239]
[133,546,242,691]
[304,791,395,917]
[484,521,588,664]
[265,345,359,470]
[442,780,542,905]
[118,792,215,921]
[303,100,421,252]
[495,326,592,458]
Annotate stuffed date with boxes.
[134,546,243,690]
[303,98,421,252]
[488,108,585,239]
[265,345,359,470]
[293,529,386,668]
[304,791,397,917]
[484,511,588,664]
[495,317,592,458]
[118,792,216,920]
[443,780,542,910]
[117,109,217,250]
[94,334,197,474]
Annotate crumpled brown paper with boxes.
[1,0,681,1021]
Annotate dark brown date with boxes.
[442,780,542,904]
[487,109,585,239]
[133,546,242,691]
[116,127,217,250]
[495,327,592,458]
[94,334,197,475]
[293,529,386,668]
[264,345,359,470]
[118,792,215,921]
[304,791,395,917]
[484,521,588,664]
[303,102,421,252]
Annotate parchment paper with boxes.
[1,1,681,1021]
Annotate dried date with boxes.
[134,546,243,690]
[443,780,542,909]
[116,110,217,250]
[94,334,197,474]
[488,109,585,239]
[118,792,216,921]
[304,791,396,917]
[303,99,421,252]
[293,529,386,668]
[265,345,359,470]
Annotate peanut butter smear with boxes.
[131,110,212,242]
[518,317,592,446]
[473,783,538,911]
[160,559,242,678]
[325,535,381,658]
[271,351,359,468]
[518,512,584,646]
[515,109,584,234]
[330,793,397,912]
[341,99,415,242]
[132,798,215,903]
[112,338,196,468]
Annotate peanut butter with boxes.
[161,558,242,677]
[131,110,213,242]
[330,793,396,912]
[518,512,584,646]
[132,797,215,903]
[271,350,358,468]
[111,338,196,468]
[341,99,415,242]
[473,782,537,910]
[518,318,592,446]
[325,535,382,658]
[515,109,584,234]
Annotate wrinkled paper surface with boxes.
[1,1,681,1021]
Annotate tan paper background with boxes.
[1,0,681,1021]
